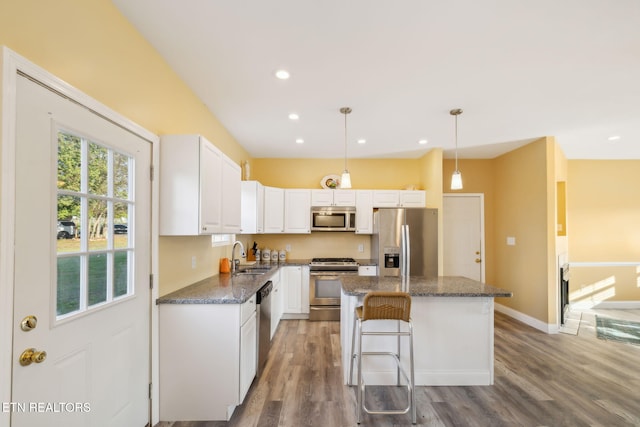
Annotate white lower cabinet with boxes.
[159,296,257,421]
[239,312,257,400]
[281,265,310,319]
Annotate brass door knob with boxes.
[19,348,47,366]
[475,258,482,263]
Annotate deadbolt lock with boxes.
[19,348,47,366]
[20,315,38,331]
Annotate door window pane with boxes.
[88,253,107,306]
[113,251,129,298]
[57,256,81,316]
[57,133,81,192]
[88,142,108,196]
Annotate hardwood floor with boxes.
[157,309,640,427]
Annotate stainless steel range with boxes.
[309,257,358,321]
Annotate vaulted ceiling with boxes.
[112,0,640,160]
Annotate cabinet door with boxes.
[333,190,356,206]
[355,190,373,234]
[241,181,264,234]
[239,312,257,402]
[221,155,241,233]
[399,190,426,207]
[199,139,223,233]
[264,186,284,233]
[284,189,311,233]
[311,190,333,206]
[282,266,302,313]
[372,190,400,207]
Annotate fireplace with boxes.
[560,263,570,325]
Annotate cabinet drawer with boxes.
[241,295,256,325]
[358,266,377,276]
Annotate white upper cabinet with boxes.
[160,134,225,235]
[355,190,374,234]
[263,186,284,233]
[284,189,311,233]
[311,189,356,207]
[372,190,426,208]
[240,181,264,234]
[221,155,242,233]
[399,190,426,207]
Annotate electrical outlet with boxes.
[358,244,364,252]
[506,237,516,246]
[285,244,291,252]
[191,256,196,269]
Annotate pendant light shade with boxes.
[450,108,463,190]
[340,107,352,189]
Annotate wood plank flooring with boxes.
[156,309,640,427]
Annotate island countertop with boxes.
[341,275,513,298]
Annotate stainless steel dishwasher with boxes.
[256,281,273,376]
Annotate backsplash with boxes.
[239,233,371,260]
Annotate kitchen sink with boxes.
[233,266,272,276]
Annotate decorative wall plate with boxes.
[320,174,341,189]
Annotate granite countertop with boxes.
[157,259,311,304]
[341,275,513,298]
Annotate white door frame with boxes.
[0,47,160,426]
[443,193,486,283]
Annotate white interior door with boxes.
[443,194,484,282]
[11,74,151,426]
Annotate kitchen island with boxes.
[340,275,512,386]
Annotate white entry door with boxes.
[443,194,484,282]
[11,74,151,426]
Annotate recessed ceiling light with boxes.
[357,139,366,144]
[288,113,299,120]
[418,139,428,145]
[607,135,621,141]
[275,69,290,80]
[295,138,304,144]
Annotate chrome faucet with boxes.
[231,241,246,273]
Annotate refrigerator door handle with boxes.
[402,224,410,278]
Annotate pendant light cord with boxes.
[454,113,458,172]
[450,108,463,172]
[340,107,352,171]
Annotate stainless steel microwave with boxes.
[310,206,356,231]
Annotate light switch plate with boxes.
[506,237,516,246]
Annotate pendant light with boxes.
[450,108,463,190]
[340,107,352,189]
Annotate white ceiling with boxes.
[111,0,640,160]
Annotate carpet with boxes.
[595,316,640,345]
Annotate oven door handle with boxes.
[310,271,358,277]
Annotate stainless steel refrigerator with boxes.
[371,208,438,277]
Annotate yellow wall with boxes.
[567,160,640,304]
[493,138,553,322]
[0,0,251,296]
[251,157,427,189]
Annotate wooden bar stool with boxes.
[348,291,416,424]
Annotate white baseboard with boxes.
[494,303,558,334]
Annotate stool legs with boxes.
[350,314,416,424]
